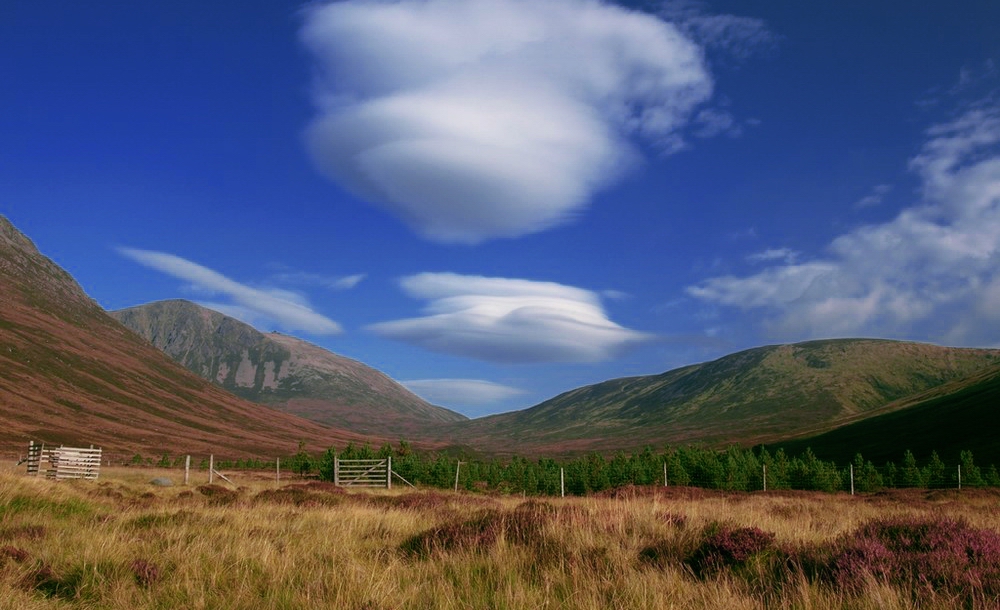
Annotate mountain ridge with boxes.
[110,299,466,437]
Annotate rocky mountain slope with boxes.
[449,339,1000,455]
[0,215,377,457]
[111,299,466,437]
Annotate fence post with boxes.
[387,456,392,490]
[958,464,962,490]
[209,455,214,484]
[276,457,280,485]
[762,464,767,492]
[561,467,565,498]
[184,455,190,486]
[454,460,462,493]
[663,462,668,487]
[334,456,339,486]
[850,463,854,496]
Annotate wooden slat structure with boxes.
[334,457,391,489]
[25,441,102,480]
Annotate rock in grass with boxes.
[148,477,173,487]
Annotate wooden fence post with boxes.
[209,455,214,484]
[850,464,855,496]
[958,465,962,490]
[276,457,280,484]
[387,456,392,490]
[454,460,462,493]
[663,462,668,487]
[560,467,565,498]
[763,464,767,492]
[184,455,190,486]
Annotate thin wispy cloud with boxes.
[118,248,343,335]
[746,247,798,264]
[368,272,651,363]
[268,270,367,290]
[688,102,1000,345]
[854,184,892,209]
[300,0,765,243]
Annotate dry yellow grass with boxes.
[0,464,998,609]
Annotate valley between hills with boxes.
[3,214,1000,463]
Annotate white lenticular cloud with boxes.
[688,103,1000,345]
[368,272,651,362]
[118,248,343,335]
[300,0,716,243]
[402,379,526,407]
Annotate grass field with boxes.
[1,463,999,609]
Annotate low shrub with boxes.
[685,523,777,577]
[195,484,239,506]
[0,524,46,541]
[0,546,29,563]
[816,517,1000,602]
[129,559,161,587]
[399,505,554,559]
[253,483,344,507]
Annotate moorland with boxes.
[2,464,1000,609]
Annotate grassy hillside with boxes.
[772,364,1000,465]
[448,339,1000,455]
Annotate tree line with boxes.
[273,442,1000,495]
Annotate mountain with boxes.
[449,339,1000,455]
[110,300,466,437]
[772,363,1000,465]
[0,215,377,457]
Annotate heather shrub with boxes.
[0,545,29,563]
[685,522,778,577]
[399,505,554,559]
[129,558,161,587]
[365,492,439,510]
[0,524,46,541]
[195,484,239,506]
[253,483,344,507]
[657,510,688,529]
[818,517,1000,602]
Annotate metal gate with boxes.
[334,457,391,489]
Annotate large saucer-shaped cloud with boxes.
[301,0,712,243]
[369,272,651,362]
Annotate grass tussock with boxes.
[1,466,1000,608]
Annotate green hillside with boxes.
[448,339,1000,455]
[772,365,1000,465]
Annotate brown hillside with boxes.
[0,215,385,458]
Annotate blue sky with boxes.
[3,0,1000,417]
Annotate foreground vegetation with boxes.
[2,464,1000,608]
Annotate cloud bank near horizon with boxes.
[369,272,651,362]
[688,102,1000,346]
[118,248,343,335]
[300,0,740,243]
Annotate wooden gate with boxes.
[25,441,102,480]
[334,457,391,489]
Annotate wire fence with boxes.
[4,444,997,496]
